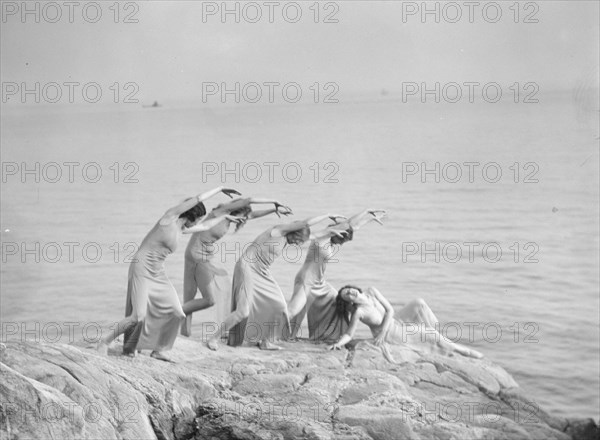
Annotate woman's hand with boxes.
[275,203,293,217]
[330,229,348,239]
[328,215,347,225]
[368,210,387,225]
[373,332,386,347]
[328,343,343,350]
[222,188,242,198]
[225,215,246,225]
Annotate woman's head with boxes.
[179,200,207,226]
[338,285,363,305]
[331,226,354,245]
[286,226,310,245]
[332,285,362,326]
[319,284,360,341]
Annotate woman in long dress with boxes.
[207,214,345,351]
[97,186,240,361]
[181,198,292,336]
[328,285,483,359]
[287,210,387,341]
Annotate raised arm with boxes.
[310,226,348,243]
[182,213,243,234]
[247,205,292,220]
[271,214,345,237]
[212,197,291,216]
[160,187,241,224]
[329,311,361,350]
[347,209,387,230]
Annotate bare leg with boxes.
[287,283,307,339]
[207,305,249,351]
[260,310,288,350]
[181,259,199,336]
[288,305,306,339]
[97,316,137,355]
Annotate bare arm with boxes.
[310,226,348,243]
[247,208,278,220]
[160,187,241,224]
[329,311,362,349]
[271,214,345,237]
[181,214,229,234]
[347,209,387,230]
[211,197,288,216]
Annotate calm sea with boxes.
[1,93,598,419]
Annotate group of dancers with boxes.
[98,187,482,361]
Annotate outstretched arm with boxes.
[271,214,346,237]
[182,214,243,234]
[329,311,361,350]
[369,287,395,346]
[160,187,241,224]
[310,226,348,243]
[247,206,293,220]
[212,197,290,216]
[347,209,387,230]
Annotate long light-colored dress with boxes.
[363,289,478,356]
[123,220,185,352]
[182,221,231,335]
[227,229,290,346]
[295,240,348,341]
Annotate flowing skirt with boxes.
[305,282,348,342]
[383,299,478,356]
[123,264,185,352]
[228,261,289,346]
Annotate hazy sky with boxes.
[1,1,598,103]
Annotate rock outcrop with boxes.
[0,339,598,440]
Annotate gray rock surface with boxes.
[0,339,597,440]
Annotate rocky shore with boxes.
[0,338,598,439]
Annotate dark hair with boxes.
[286,226,310,243]
[331,226,354,245]
[230,206,252,232]
[319,285,361,341]
[179,200,207,224]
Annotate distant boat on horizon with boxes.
[143,101,161,108]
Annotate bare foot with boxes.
[467,348,484,359]
[258,340,282,351]
[150,351,172,362]
[96,341,108,356]
[453,343,483,359]
[207,339,220,351]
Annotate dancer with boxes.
[328,285,483,359]
[287,209,386,341]
[97,186,240,361]
[181,197,292,336]
[207,214,345,351]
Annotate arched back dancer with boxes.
[287,209,386,341]
[207,214,345,351]
[181,197,292,336]
[329,285,483,360]
[97,186,240,361]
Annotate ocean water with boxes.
[1,93,598,419]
